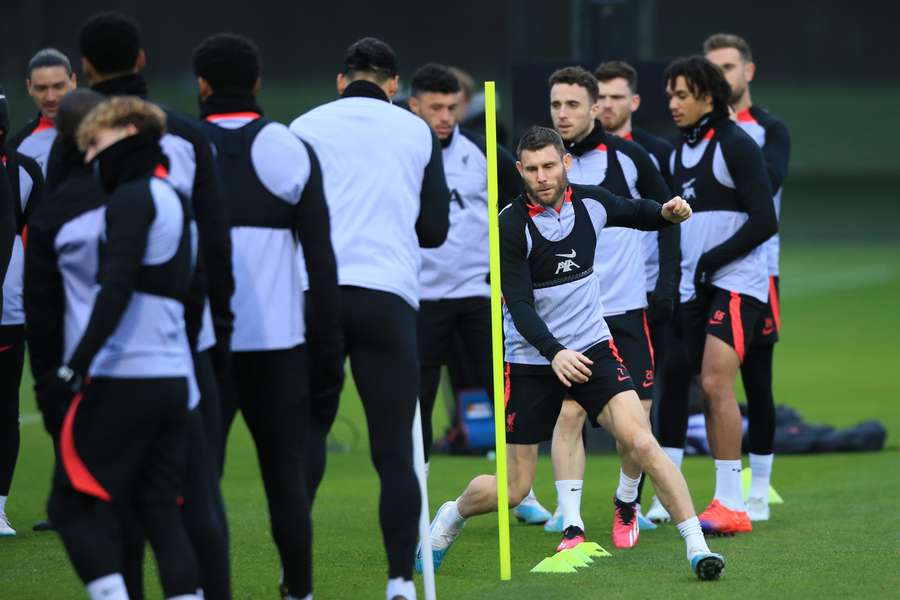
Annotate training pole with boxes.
[412,400,437,600]
[484,81,512,581]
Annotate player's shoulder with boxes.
[458,128,488,155]
[632,127,675,155]
[748,105,788,132]
[8,115,41,149]
[569,182,613,203]
[499,196,527,226]
[717,119,760,152]
[12,150,42,179]
[31,172,104,230]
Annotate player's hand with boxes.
[661,197,692,223]
[647,293,675,324]
[551,349,593,387]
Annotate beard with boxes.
[524,172,568,207]
[601,110,629,133]
[729,83,747,106]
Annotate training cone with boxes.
[530,555,578,573]
[555,550,591,568]
[561,546,594,565]
[575,542,612,558]
[741,468,785,504]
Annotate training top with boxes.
[0,165,14,315]
[500,184,673,366]
[735,106,790,277]
[419,125,521,301]
[290,80,450,309]
[26,158,198,406]
[9,114,57,176]
[1,150,43,326]
[670,111,777,303]
[626,127,677,293]
[565,122,675,315]
[202,111,338,352]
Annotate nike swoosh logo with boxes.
[642,380,653,388]
[555,249,577,258]
[708,320,722,325]
[0,345,14,352]
[617,375,631,382]
[570,488,582,492]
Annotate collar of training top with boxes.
[92,73,149,99]
[565,120,606,157]
[341,80,390,103]
[199,91,264,119]
[680,107,728,147]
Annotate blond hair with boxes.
[77,95,167,151]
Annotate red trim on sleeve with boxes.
[736,108,757,124]
[595,143,608,152]
[20,225,28,249]
[704,128,716,141]
[503,362,511,409]
[153,164,169,179]
[33,117,55,133]
[769,276,781,333]
[728,291,745,363]
[60,392,112,502]
[623,132,633,141]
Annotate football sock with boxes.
[386,577,416,600]
[86,574,128,600]
[616,470,641,503]
[749,453,774,500]
[714,459,746,511]
[677,517,710,560]
[555,480,584,530]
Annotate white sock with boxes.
[677,516,710,560]
[386,577,416,600]
[519,487,537,505]
[0,495,7,513]
[714,459,746,511]
[439,499,465,531]
[86,574,129,600]
[749,453,774,500]
[555,480,584,530]
[616,470,641,503]
[662,446,684,470]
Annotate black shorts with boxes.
[680,287,764,372]
[504,341,635,445]
[752,276,781,346]
[606,308,655,398]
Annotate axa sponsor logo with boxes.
[681,177,696,200]
[555,249,579,274]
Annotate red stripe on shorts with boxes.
[608,339,624,364]
[642,309,655,370]
[729,291,745,363]
[503,362,511,409]
[769,276,781,333]
[61,392,111,502]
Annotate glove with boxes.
[35,365,81,439]
[647,293,675,324]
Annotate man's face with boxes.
[706,47,754,105]
[83,125,136,163]
[550,83,598,143]
[516,145,571,207]
[409,91,460,140]
[666,76,711,128]
[597,77,639,133]
[27,66,76,120]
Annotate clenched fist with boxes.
[661,196,692,223]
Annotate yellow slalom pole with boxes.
[484,81,512,581]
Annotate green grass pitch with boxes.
[3,243,899,599]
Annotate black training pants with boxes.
[0,325,25,496]
[224,344,311,598]
[306,286,421,581]
[417,297,494,460]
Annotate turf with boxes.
[2,243,899,599]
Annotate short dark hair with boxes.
[410,63,461,96]
[28,48,73,77]
[594,61,638,94]
[56,89,105,144]
[663,55,732,114]
[78,12,141,76]
[194,33,261,93]
[703,33,753,63]
[343,37,397,82]
[516,126,565,160]
[548,66,598,103]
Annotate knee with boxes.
[626,430,658,463]
[700,371,729,404]
[555,402,586,438]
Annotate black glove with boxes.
[35,366,81,439]
[647,293,675,324]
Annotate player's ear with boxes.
[515,160,524,177]
[562,152,572,170]
[336,72,346,95]
[408,95,420,115]
[134,49,146,74]
[745,61,756,84]
[631,93,641,112]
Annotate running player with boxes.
[705,33,790,522]
[418,126,725,581]
[543,67,674,546]
[659,56,777,534]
